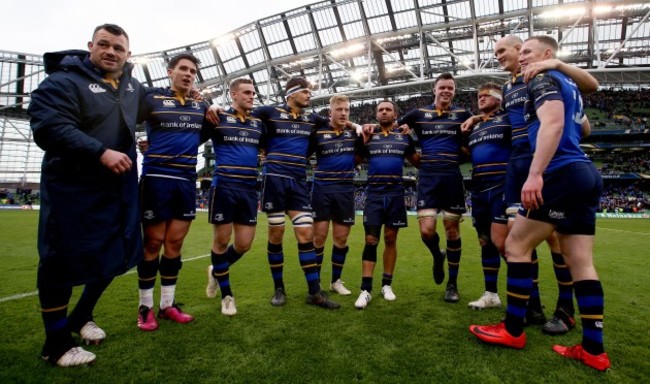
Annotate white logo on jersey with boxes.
[302,115,309,122]
[425,112,433,119]
[180,115,191,122]
[192,101,201,110]
[395,134,403,141]
[448,113,457,120]
[264,202,274,210]
[494,116,503,123]
[143,210,155,220]
[548,210,566,220]
[214,213,224,221]
[279,113,289,119]
[88,83,106,94]
[227,116,236,123]
[239,131,249,137]
[344,131,352,138]
[126,83,135,93]
[163,100,176,108]
[251,120,257,127]
[324,134,332,139]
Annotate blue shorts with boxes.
[208,185,258,225]
[417,170,466,213]
[519,162,602,235]
[140,176,196,224]
[363,194,408,228]
[471,184,508,236]
[312,190,355,225]
[260,175,312,213]
[504,155,532,206]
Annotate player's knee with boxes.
[291,212,314,228]
[362,243,378,262]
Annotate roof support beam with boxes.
[600,8,650,68]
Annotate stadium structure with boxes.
[1,0,649,213]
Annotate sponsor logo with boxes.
[239,131,249,137]
[324,133,332,139]
[143,210,155,220]
[548,209,566,220]
[163,100,176,108]
[507,82,512,91]
[126,83,135,93]
[595,321,603,329]
[279,113,289,119]
[291,124,300,129]
[180,115,191,122]
[494,115,503,123]
[435,124,445,130]
[88,83,106,94]
[425,112,433,119]
[226,116,236,123]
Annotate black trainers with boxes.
[271,287,287,306]
[306,290,340,309]
[433,250,446,285]
[444,283,459,303]
[524,302,547,326]
[542,308,576,335]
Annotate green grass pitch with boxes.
[0,210,648,383]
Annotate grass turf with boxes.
[0,210,648,383]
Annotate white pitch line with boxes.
[0,253,211,304]
[597,226,650,236]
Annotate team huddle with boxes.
[28,23,609,371]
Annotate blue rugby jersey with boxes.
[141,88,209,181]
[502,72,531,159]
[398,104,471,173]
[362,127,417,195]
[253,104,329,180]
[311,126,364,193]
[524,70,590,173]
[467,111,512,192]
[210,107,265,189]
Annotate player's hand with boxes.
[521,173,544,210]
[522,59,561,83]
[189,86,203,101]
[461,115,481,134]
[137,136,149,153]
[397,124,411,135]
[100,149,132,175]
[361,124,376,143]
[206,105,224,125]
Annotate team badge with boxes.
[126,83,135,93]
[192,101,201,110]
[448,113,457,120]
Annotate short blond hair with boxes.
[329,95,350,105]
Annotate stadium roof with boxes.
[2,0,650,185]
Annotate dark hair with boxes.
[168,53,201,70]
[229,78,254,92]
[286,77,310,92]
[432,72,455,89]
[92,24,129,42]
[376,99,398,114]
